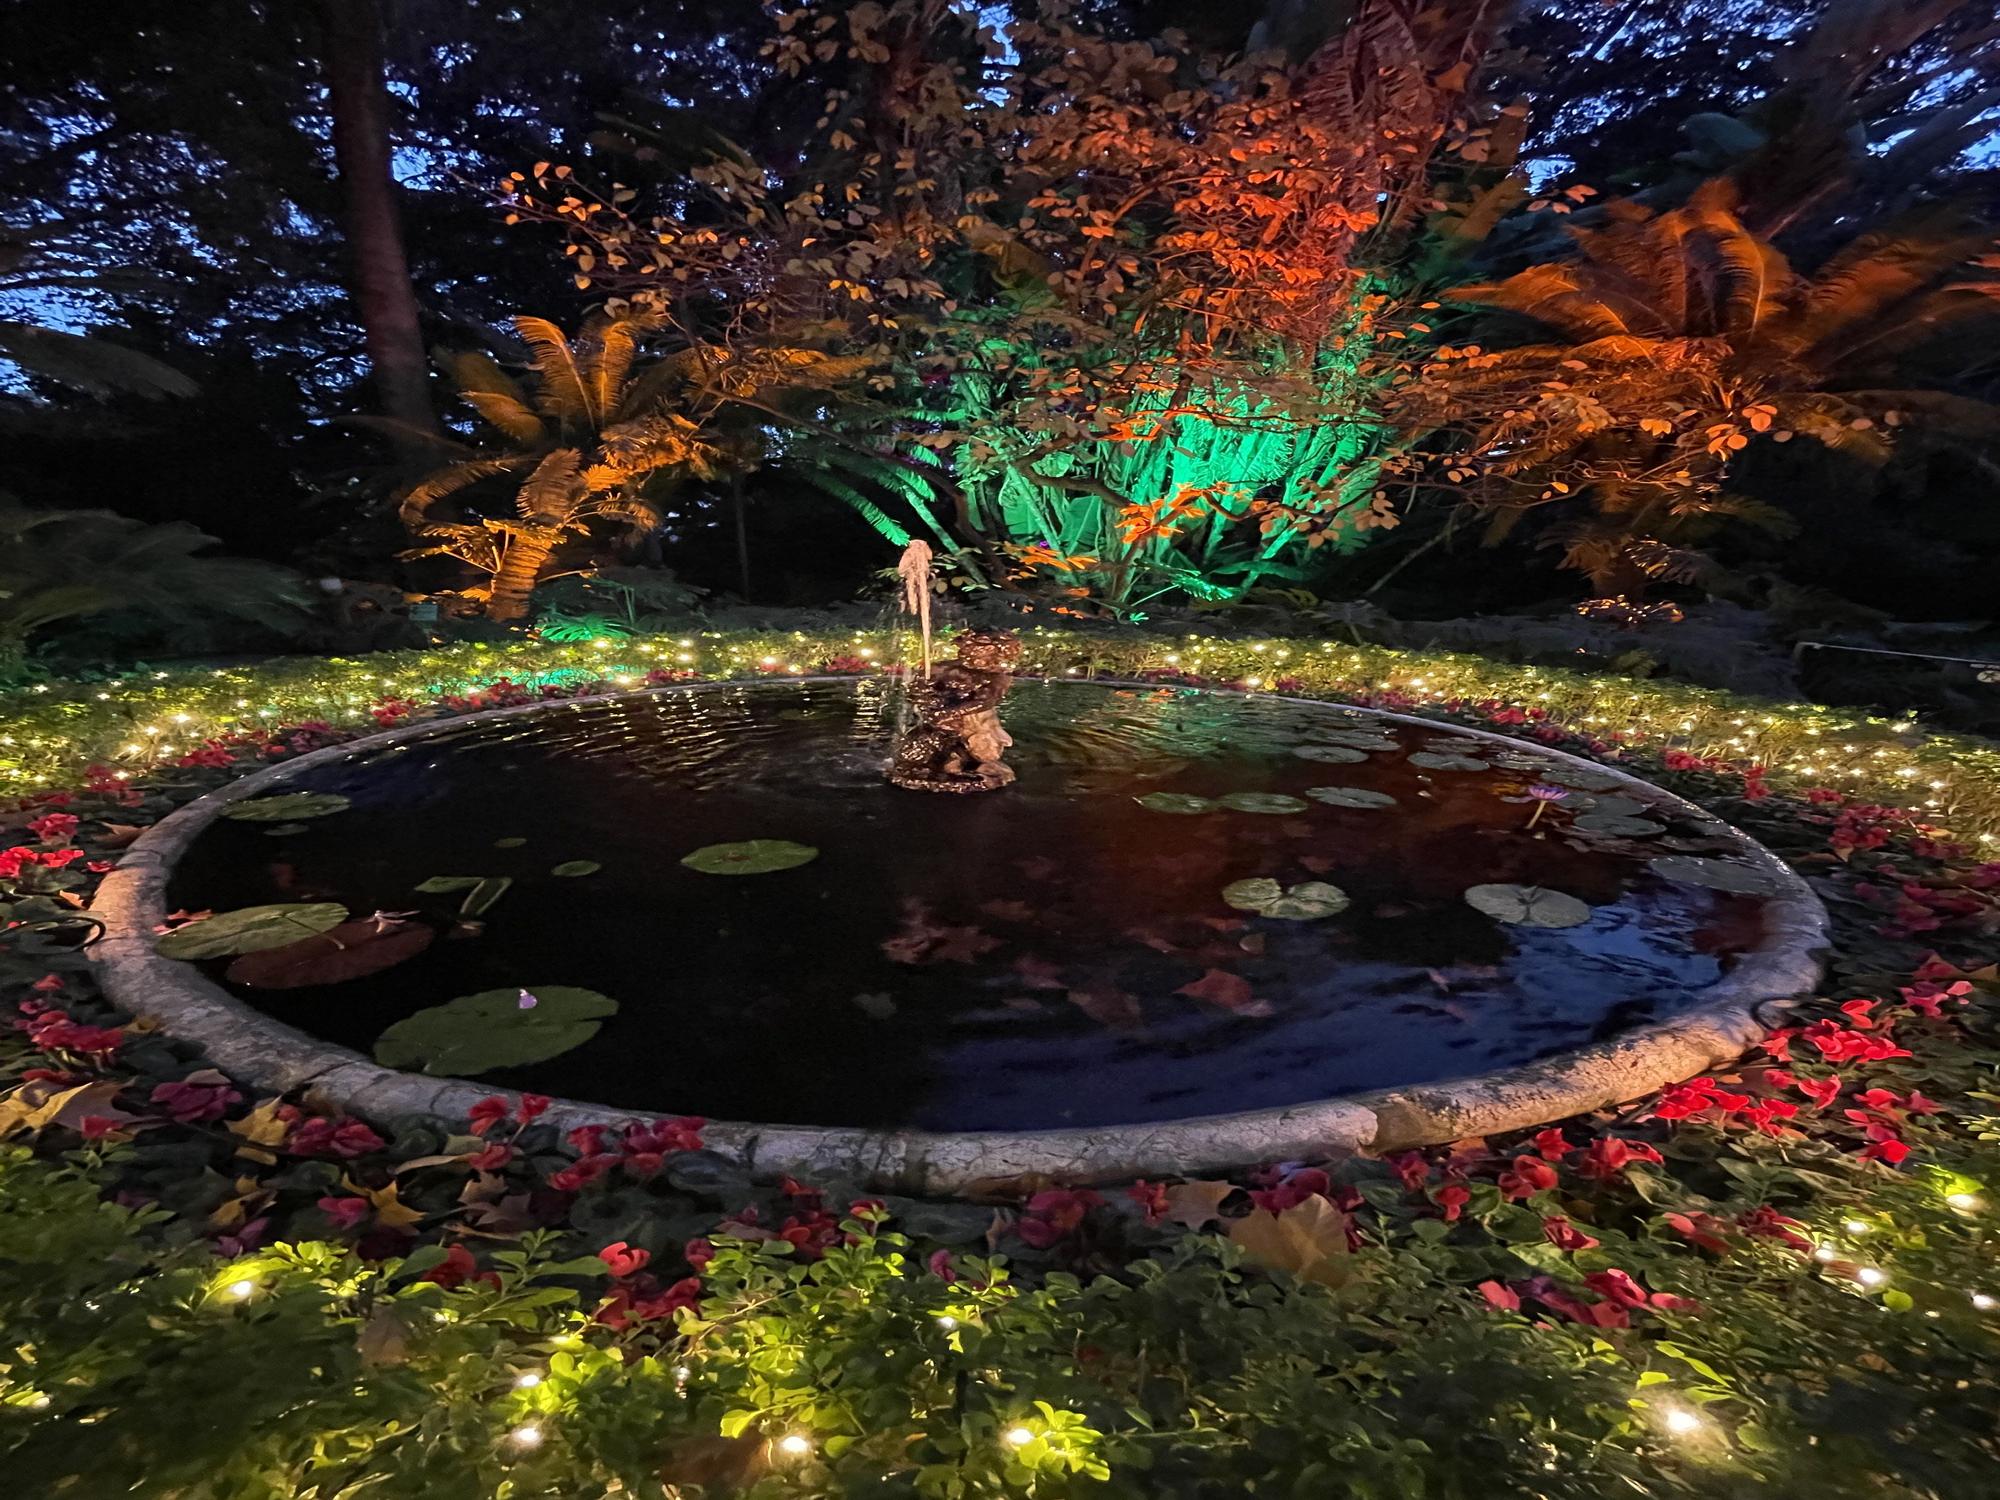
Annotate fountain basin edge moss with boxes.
[88,677,1831,1195]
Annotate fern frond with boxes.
[512,316,593,427]
[514,449,585,524]
[399,456,533,527]
[443,351,546,444]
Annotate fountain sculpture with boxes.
[887,627,1022,792]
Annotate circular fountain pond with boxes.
[93,677,1825,1190]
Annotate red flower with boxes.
[1857,1124,1911,1165]
[288,1116,384,1158]
[547,1152,617,1192]
[566,1124,611,1155]
[149,1077,241,1123]
[1542,1216,1600,1252]
[318,1195,371,1231]
[1126,1180,1170,1222]
[517,1093,552,1123]
[927,1248,957,1282]
[78,1114,122,1140]
[1663,1211,1732,1256]
[467,1142,515,1172]
[1737,1205,1813,1254]
[1584,1268,1651,1309]
[1432,1184,1471,1221]
[597,1241,651,1278]
[1249,1167,1330,1213]
[26,811,79,843]
[684,1237,715,1270]
[1477,1280,1521,1312]
[1015,1188,1103,1248]
[467,1097,509,1136]
[1498,1155,1559,1200]
[421,1244,479,1288]
[1795,1074,1842,1110]
[1385,1151,1432,1191]
[1530,1128,1573,1161]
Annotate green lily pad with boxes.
[1463,884,1592,928]
[1304,785,1398,809]
[1421,738,1489,754]
[1574,794,1649,818]
[1570,813,1665,837]
[1407,751,1489,772]
[156,902,349,960]
[1309,729,1400,752]
[1222,878,1351,920]
[681,840,820,876]
[415,875,513,917]
[1135,792,1214,815]
[550,860,601,878]
[374,986,618,1076]
[1218,792,1309,814]
[222,792,352,822]
[1648,855,1785,896]
[1490,751,1557,772]
[494,837,528,849]
[224,920,434,989]
[1545,767,1627,792]
[1292,745,1369,764]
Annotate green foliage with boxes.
[373,986,619,1075]
[0,504,310,678]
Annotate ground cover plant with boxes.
[4,631,2000,1497]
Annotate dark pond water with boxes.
[167,679,1778,1131]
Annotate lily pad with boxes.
[1575,794,1649,818]
[260,823,310,838]
[1544,767,1628,792]
[1648,855,1786,896]
[374,985,618,1076]
[1421,737,1490,754]
[1135,792,1214,815]
[1309,729,1400,751]
[550,860,601,878]
[225,920,434,989]
[415,875,513,917]
[494,837,528,849]
[1570,813,1666,837]
[222,792,352,822]
[1490,751,1557,772]
[681,840,820,876]
[1463,884,1592,928]
[1217,792,1309,815]
[157,903,349,960]
[1222,878,1351,920]
[1304,785,1398,809]
[1292,745,1369,764]
[1407,751,1488,772]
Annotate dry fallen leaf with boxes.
[1226,1197,1357,1287]
[1163,1179,1238,1230]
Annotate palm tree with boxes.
[1414,179,2000,590]
[401,316,721,621]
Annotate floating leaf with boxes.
[1571,813,1665,837]
[157,903,349,960]
[1304,785,1398,809]
[1463,884,1592,928]
[374,986,618,1076]
[1491,751,1556,771]
[460,877,513,917]
[851,991,896,1020]
[1574,794,1649,818]
[1407,751,1488,772]
[550,860,601,878]
[1545,767,1627,792]
[1217,792,1309,814]
[1135,792,1214,814]
[1648,855,1785,896]
[680,840,819,875]
[1222,878,1350,920]
[494,837,528,849]
[224,920,434,989]
[1176,968,1267,1012]
[1421,737,1489,754]
[1308,729,1399,752]
[414,876,483,894]
[1292,745,1368,764]
[222,792,352,822]
[260,823,310,837]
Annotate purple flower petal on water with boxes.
[517,988,539,1010]
[1526,783,1570,802]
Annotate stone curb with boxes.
[89,676,1829,1195]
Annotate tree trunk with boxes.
[731,471,752,599]
[322,0,436,444]
[486,534,555,621]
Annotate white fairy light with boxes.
[1856,1267,1887,1288]
[225,1279,255,1300]
[514,1371,542,1389]
[508,1424,542,1448]
[1004,1426,1035,1447]
[1662,1407,1704,1437]
[778,1433,813,1457]
[1972,1293,1996,1311]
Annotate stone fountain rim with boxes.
[88,673,1828,1196]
